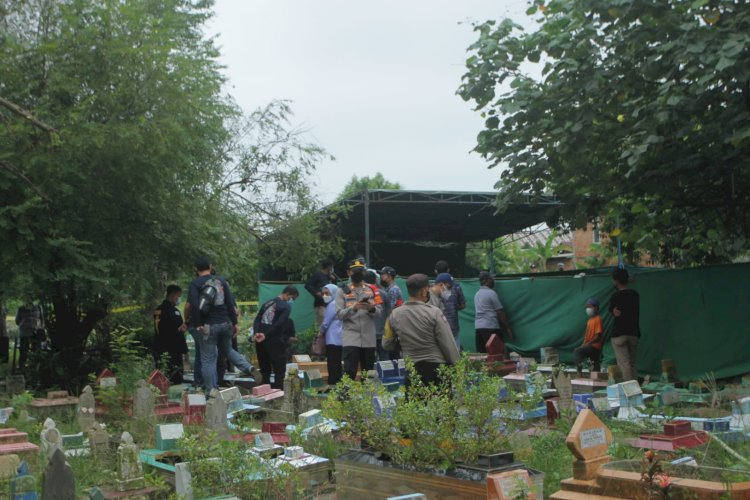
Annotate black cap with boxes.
[379,266,397,277]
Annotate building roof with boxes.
[334,189,560,244]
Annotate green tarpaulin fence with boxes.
[259,263,750,380]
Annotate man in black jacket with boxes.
[253,286,299,389]
[305,260,334,327]
[153,285,188,384]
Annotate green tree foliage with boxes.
[0,0,334,387]
[459,0,750,266]
[336,172,402,200]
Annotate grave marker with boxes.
[219,387,244,414]
[41,449,75,500]
[183,393,206,425]
[565,409,613,480]
[116,432,145,492]
[10,461,37,500]
[87,423,109,457]
[293,355,312,363]
[77,386,96,432]
[554,372,574,411]
[133,380,155,420]
[661,359,679,383]
[205,390,229,439]
[540,347,559,365]
[487,469,535,500]
[39,419,62,461]
[156,424,184,452]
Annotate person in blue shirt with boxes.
[253,285,299,389]
[435,260,466,349]
[319,284,343,385]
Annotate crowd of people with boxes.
[149,255,640,394]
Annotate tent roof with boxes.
[333,190,560,244]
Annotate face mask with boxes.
[323,295,333,304]
[351,271,364,284]
[175,298,182,305]
[442,289,452,300]
[287,298,295,304]
[586,307,596,317]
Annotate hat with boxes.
[379,266,397,277]
[435,273,453,284]
[348,259,366,271]
[586,297,600,307]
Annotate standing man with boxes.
[153,285,188,384]
[253,286,299,390]
[383,274,459,388]
[428,274,452,311]
[305,259,334,327]
[379,266,403,360]
[187,257,254,392]
[14,301,44,371]
[336,259,382,381]
[474,272,513,353]
[435,261,467,348]
[609,268,640,382]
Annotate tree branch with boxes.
[0,96,58,134]
[0,159,51,202]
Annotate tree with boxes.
[337,172,402,200]
[459,0,750,266]
[0,0,331,388]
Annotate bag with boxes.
[198,278,221,315]
[311,333,326,357]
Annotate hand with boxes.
[354,302,370,310]
[233,324,239,335]
[254,333,266,343]
[612,307,622,317]
[179,323,188,333]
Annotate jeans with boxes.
[188,327,204,388]
[200,322,253,391]
[611,335,639,382]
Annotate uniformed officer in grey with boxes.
[383,274,459,388]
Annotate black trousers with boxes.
[574,344,602,372]
[475,328,502,353]
[342,346,376,381]
[256,338,287,389]
[326,344,343,385]
[405,361,446,388]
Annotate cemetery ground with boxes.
[0,325,749,498]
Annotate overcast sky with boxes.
[207,0,533,203]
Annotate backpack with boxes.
[198,277,223,315]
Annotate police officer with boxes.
[383,274,459,388]
[153,284,188,384]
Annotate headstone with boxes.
[540,347,560,365]
[11,461,37,500]
[661,359,679,383]
[116,432,145,492]
[659,388,680,407]
[133,380,155,419]
[174,462,193,500]
[87,487,105,500]
[281,374,304,416]
[183,393,206,425]
[298,409,323,428]
[87,423,109,457]
[77,385,96,432]
[509,432,532,461]
[565,409,613,480]
[618,380,644,409]
[6,375,25,396]
[284,446,304,459]
[303,369,326,390]
[554,372,574,411]
[205,390,229,439]
[148,369,171,397]
[376,361,398,379]
[96,369,117,389]
[372,395,396,418]
[41,449,75,500]
[286,363,299,373]
[254,433,275,450]
[0,408,13,424]
[293,355,312,363]
[0,454,20,480]
[486,334,505,356]
[219,387,244,414]
[487,469,535,500]
[155,424,184,452]
[39,419,62,461]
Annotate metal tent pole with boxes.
[364,189,371,265]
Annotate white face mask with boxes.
[287,298,295,304]
[323,295,333,304]
[442,289,452,300]
[586,307,596,317]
